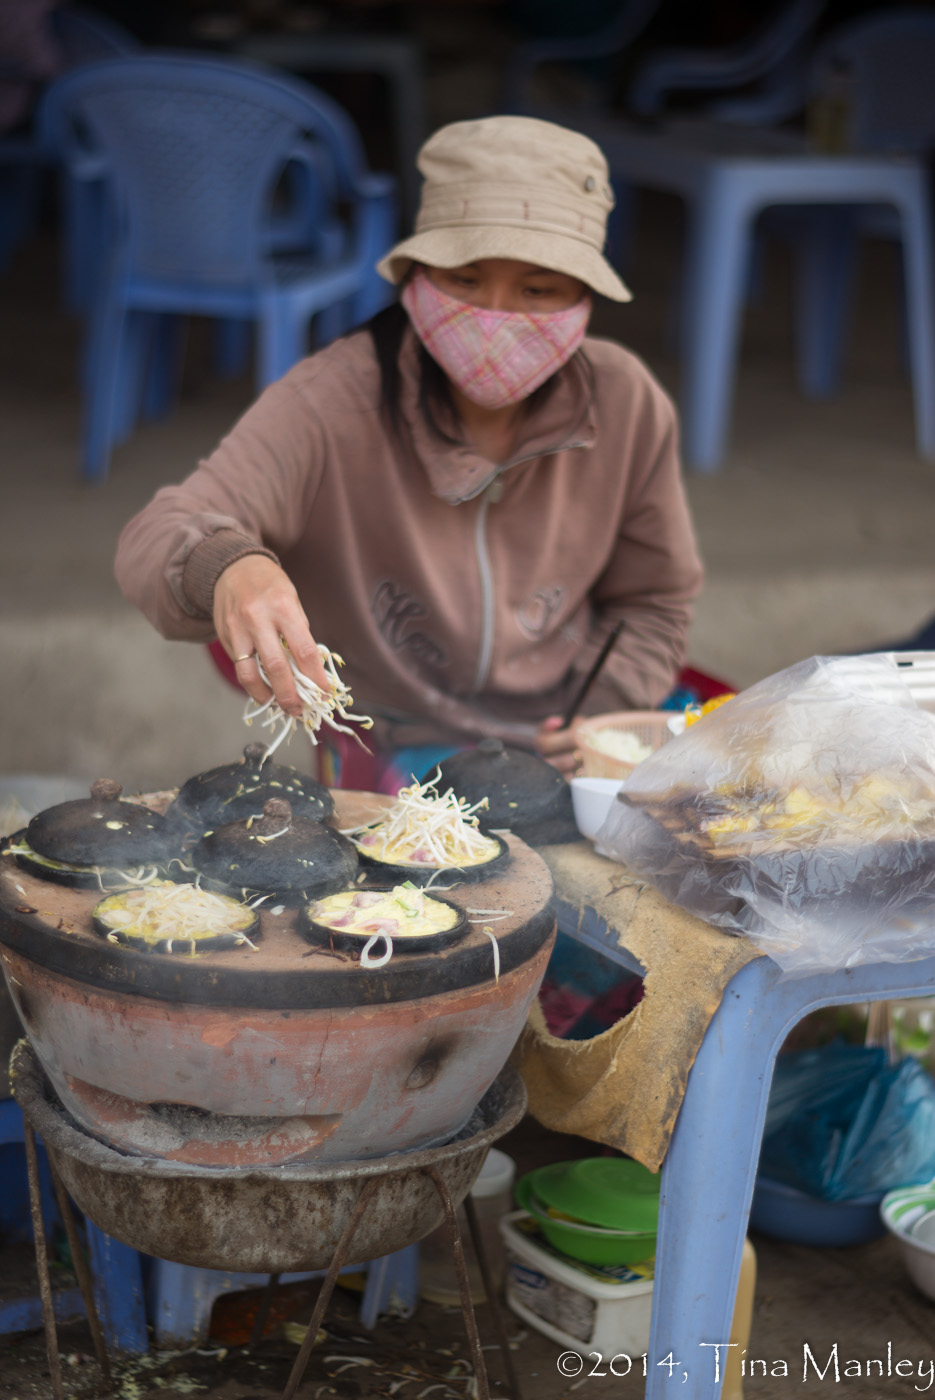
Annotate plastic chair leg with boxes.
[111,312,159,446]
[680,172,756,472]
[214,318,253,380]
[82,295,131,482]
[142,315,187,422]
[794,206,859,399]
[895,175,935,460]
[313,300,349,348]
[646,964,778,1399]
[85,1221,148,1354]
[148,1260,244,1348]
[257,301,308,388]
[62,172,111,317]
[358,1245,419,1329]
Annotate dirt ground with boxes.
[3,1112,935,1400]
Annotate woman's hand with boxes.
[536,715,581,777]
[213,555,331,715]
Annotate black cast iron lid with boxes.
[190,798,358,897]
[170,744,334,832]
[26,780,177,867]
[435,740,579,846]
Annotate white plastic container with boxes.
[420,1148,516,1305]
[499,1210,653,1354]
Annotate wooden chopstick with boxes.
[561,619,625,730]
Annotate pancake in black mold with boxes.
[303,887,470,955]
[189,798,358,901]
[15,779,178,888]
[168,743,333,835]
[434,739,579,845]
[92,885,261,955]
[353,829,511,886]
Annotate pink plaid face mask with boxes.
[402,269,591,409]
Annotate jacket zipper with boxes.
[471,477,503,694]
[467,437,591,692]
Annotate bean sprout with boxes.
[360,932,394,968]
[244,644,373,760]
[480,927,500,984]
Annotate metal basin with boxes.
[10,1041,526,1273]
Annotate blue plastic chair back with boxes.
[53,5,140,66]
[39,55,373,289]
[810,9,935,155]
[628,0,827,121]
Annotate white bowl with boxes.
[880,1187,935,1302]
[570,776,623,842]
[911,1207,935,1247]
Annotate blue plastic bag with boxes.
[759,1041,935,1202]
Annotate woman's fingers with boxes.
[535,715,582,775]
[214,556,328,715]
[280,614,332,696]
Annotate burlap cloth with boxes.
[514,840,764,1172]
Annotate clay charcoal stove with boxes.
[0,788,556,1167]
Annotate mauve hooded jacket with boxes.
[115,326,704,751]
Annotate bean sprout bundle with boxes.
[94,881,258,953]
[348,769,498,867]
[244,644,373,760]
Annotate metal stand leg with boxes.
[463,1194,522,1400]
[424,1167,490,1400]
[23,1124,64,1400]
[49,1163,112,1385]
[280,1176,381,1400]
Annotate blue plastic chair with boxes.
[792,9,935,400]
[565,88,935,470]
[38,55,398,481]
[627,0,827,126]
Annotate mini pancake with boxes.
[93,883,259,955]
[303,883,469,955]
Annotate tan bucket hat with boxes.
[377,115,631,302]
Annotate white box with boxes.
[499,1211,653,1356]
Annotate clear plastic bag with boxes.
[596,654,935,975]
[759,1042,935,1201]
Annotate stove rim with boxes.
[0,893,556,1008]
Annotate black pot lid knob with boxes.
[477,738,507,761]
[243,743,267,769]
[257,799,292,832]
[91,778,123,804]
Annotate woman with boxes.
[115,114,703,788]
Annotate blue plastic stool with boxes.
[147,1246,420,1349]
[4,1092,418,1354]
[0,1098,148,1352]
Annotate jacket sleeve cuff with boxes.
[181,529,280,619]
